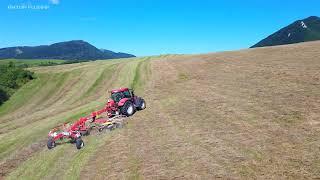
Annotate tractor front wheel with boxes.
[121,101,135,117]
[137,99,146,110]
[75,138,84,149]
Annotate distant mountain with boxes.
[251,16,320,48]
[100,49,135,59]
[0,40,135,60]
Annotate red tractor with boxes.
[105,88,146,117]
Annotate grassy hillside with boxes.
[0,59,66,67]
[1,42,320,179]
[0,57,151,179]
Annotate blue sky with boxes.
[1,0,320,56]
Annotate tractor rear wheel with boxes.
[75,138,84,149]
[121,101,135,116]
[47,138,55,149]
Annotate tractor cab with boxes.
[110,88,134,102]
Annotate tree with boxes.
[0,62,35,105]
[0,88,8,105]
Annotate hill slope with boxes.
[1,41,320,179]
[0,40,135,60]
[252,16,320,48]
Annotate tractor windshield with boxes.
[111,92,124,102]
[123,90,132,98]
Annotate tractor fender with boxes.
[118,98,130,106]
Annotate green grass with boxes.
[0,102,100,160]
[0,73,48,116]
[80,64,117,99]
[131,57,151,93]
[0,59,66,67]
[7,147,67,180]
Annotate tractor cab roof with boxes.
[111,87,129,93]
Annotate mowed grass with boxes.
[1,41,320,179]
[81,42,320,179]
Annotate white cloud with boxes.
[49,0,60,5]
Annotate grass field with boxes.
[0,59,66,67]
[0,41,320,179]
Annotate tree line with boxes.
[0,62,34,105]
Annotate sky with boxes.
[1,0,320,56]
